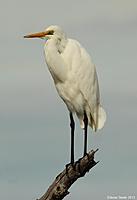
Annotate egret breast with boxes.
[55,80,84,114]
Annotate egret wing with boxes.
[69,40,106,130]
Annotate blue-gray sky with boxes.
[0,0,137,200]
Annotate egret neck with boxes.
[44,36,68,83]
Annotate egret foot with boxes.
[65,162,76,175]
[75,158,83,175]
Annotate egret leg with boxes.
[83,112,88,156]
[70,112,75,164]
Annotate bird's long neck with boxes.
[56,37,67,54]
[44,37,68,84]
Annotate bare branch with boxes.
[37,149,99,200]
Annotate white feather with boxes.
[44,25,106,131]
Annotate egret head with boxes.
[24,25,66,41]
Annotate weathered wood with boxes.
[37,149,99,200]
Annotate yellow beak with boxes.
[24,31,47,38]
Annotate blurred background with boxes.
[0,0,137,199]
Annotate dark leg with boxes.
[70,112,75,164]
[83,112,88,156]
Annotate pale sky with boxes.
[0,0,137,200]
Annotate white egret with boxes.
[24,25,106,164]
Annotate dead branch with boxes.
[37,149,99,200]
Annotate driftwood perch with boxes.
[37,149,99,200]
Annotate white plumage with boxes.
[24,25,106,163]
[43,25,106,131]
[24,25,106,132]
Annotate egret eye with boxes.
[48,30,54,35]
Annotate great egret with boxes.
[24,25,106,164]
